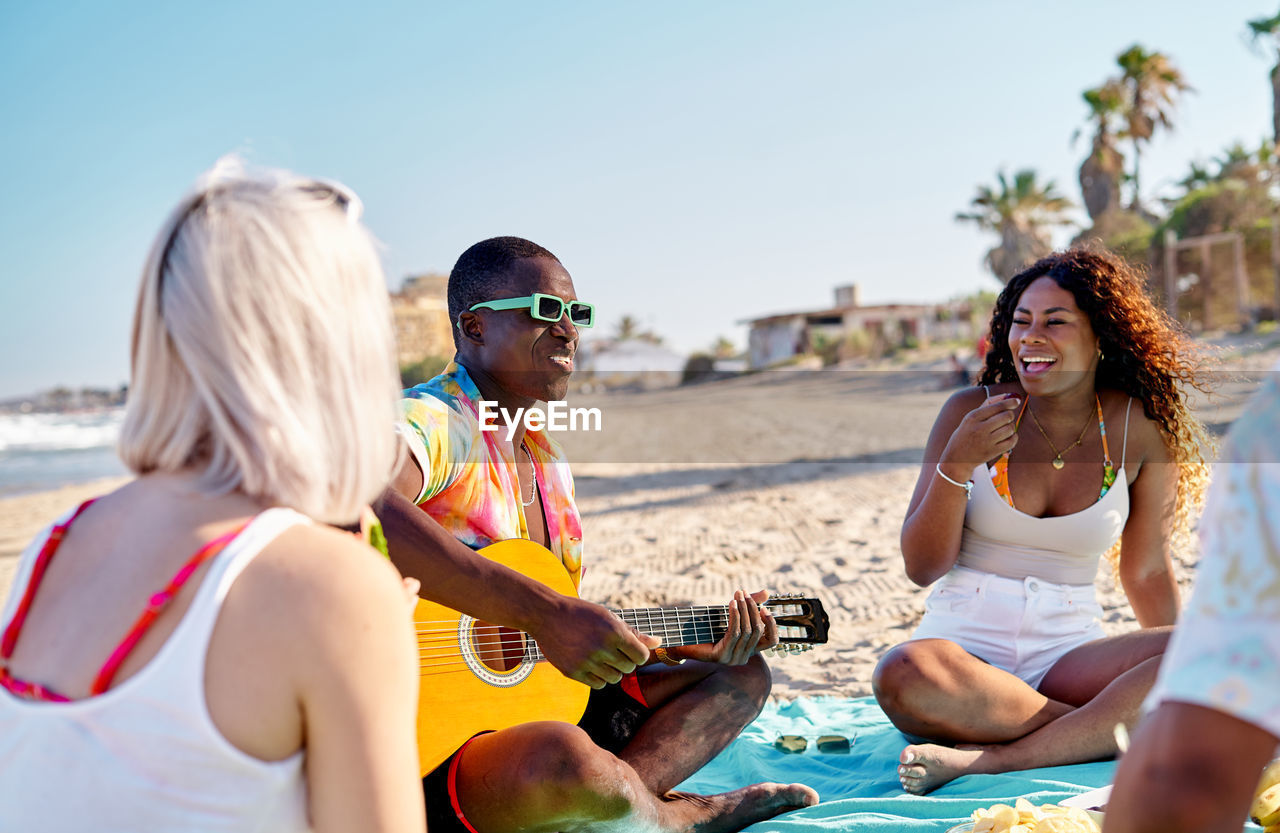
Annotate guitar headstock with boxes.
[762,594,829,646]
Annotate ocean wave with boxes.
[0,408,126,453]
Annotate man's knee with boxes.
[740,653,773,705]
[516,722,636,822]
[712,653,772,714]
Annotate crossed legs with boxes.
[873,629,1171,794]
[453,656,818,832]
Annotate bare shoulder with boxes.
[1104,392,1170,466]
[935,384,1003,427]
[235,523,406,628]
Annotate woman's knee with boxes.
[873,641,949,710]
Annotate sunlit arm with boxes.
[900,391,991,587]
[1106,703,1277,833]
[1117,441,1180,627]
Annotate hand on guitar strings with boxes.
[672,590,778,666]
[532,595,660,689]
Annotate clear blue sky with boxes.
[1,0,1274,398]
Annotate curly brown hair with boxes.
[978,247,1212,563]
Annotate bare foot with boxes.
[897,743,990,794]
[665,782,819,832]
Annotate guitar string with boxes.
[408,603,753,626]
[409,601,807,631]
[410,605,812,646]
[412,611,805,642]
[413,616,741,638]
[416,630,817,667]
[417,644,816,673]
[412,607,815,668]
[416,644,817,671]
[412,611,741,643]
[414,611,742,660]
[410,612,740,635]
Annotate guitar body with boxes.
[413,538,829,776]
[414,539,590,774]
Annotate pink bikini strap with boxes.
[89,523,248,696]
[0,499,97,662]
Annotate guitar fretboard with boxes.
[524,605,742,664]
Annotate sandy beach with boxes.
[2,339,1275,700]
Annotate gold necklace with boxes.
[1027,401,1095,470]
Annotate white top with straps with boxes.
[0,507,312,833]
[954,396,1134,586]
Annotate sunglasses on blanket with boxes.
[774,734,852,754]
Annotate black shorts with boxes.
[423,675,653,833]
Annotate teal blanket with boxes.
[677,696,1114,832]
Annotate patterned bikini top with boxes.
[989,393,1119,510]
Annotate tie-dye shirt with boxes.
[1145,361,1280,738]
[400,362,584,588]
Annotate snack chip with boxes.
[963,798,1101,833]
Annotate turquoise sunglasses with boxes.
[466,293,595,328]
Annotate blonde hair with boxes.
[118,159,400,525]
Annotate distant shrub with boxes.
[680,353,717,385]
[400,355,451,388]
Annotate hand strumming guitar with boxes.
[528,595,660,689]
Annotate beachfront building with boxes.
[391,273,454,368]
[573,337,686,390]
[743,284,980,369]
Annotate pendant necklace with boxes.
[1027,398,1096,470]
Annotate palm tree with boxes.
[1115,44,1193,210]
[1077,79,1127,220]
[1247,10,1280,145]
[1215,141,1259,182]
[1175,160,1213,194]
[1247,11,1280,318]
[956,169,1075,284]
[615,315,641,340]
[711,336,737,359]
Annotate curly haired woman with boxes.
[872,247,1212,794]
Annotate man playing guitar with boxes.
[377,236,818,833]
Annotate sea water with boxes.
[0,409,129,498]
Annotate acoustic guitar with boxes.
[414,538,830,774]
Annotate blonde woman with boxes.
[0,162,426,832]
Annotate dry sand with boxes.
[2,338,1276,699]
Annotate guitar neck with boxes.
[523,596,827,664]
[523,605,735,664]
[614,605,736,648]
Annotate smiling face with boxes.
[1008,276,1100,396]
[460,255,581,404]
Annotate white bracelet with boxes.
[935,463,973,500]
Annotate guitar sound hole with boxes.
[470,622,526,672]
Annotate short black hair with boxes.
[448,236,560,347]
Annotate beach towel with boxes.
[677,696,1114,832]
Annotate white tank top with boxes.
[0,507,312,833]
[954,398,1133,586]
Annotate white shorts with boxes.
[911,565,1106,689]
